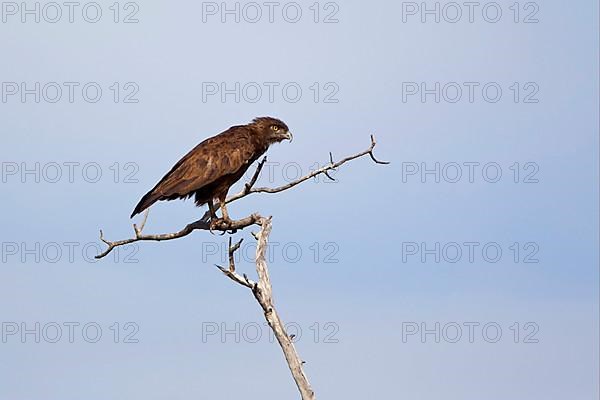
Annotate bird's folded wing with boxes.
[152,134,254,198]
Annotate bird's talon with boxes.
[210,218,221,231]
[210,217,234,233]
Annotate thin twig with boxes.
[244,156,267,194]
[133,209,150,236]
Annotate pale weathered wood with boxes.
[251,217,315,399]
[214,218,315,398]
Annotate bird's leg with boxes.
[207,200,222,234]
[219,197,239,234]
[219,194,232,223]
[209,195,233,231]
[208,199,217,221]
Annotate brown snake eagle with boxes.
[130,117,292,224]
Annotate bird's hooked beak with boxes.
[284,130,293,143]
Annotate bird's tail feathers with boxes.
[130,190,161,218]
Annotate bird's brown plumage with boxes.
[130,117,292,219]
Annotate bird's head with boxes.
[250,117,293,144]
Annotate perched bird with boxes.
[130,117,293,223]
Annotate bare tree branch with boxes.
[133,208,150,236]
[215,237,256,289]
[95,135,388,260]
[217,217,315,400]
[243,156,268,195]
[225,134,388,203]
[96,214,262,259]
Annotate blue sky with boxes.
[0,1,598,399]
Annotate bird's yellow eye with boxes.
[271,125,280,131]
